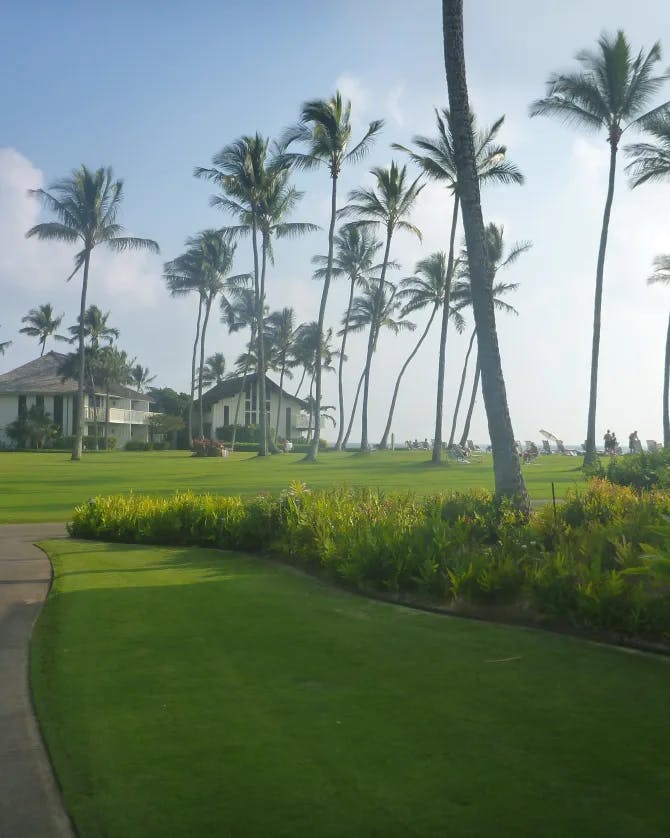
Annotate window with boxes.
[18,395,27,418]
[53,396,63,430]
[244,384,257,426]
[36,395,44,411]
[223,405,230,426]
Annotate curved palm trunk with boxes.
[443,0,529,510]
[306,375,315,441]
[231,328,255,453]
[40,336,46,357]
[335,277,357,450]
[664,311,670,448]
[361,230,393,451]
[343,367,367,449]
[105,388,110,448]
[459,353,480,448]
[431,196,460,463]
[294,367,307,399]
[308,172,338,462]
[188,296,203,445]
[198,294,214,437]
[449,328,476,447]
[275,359,286,440]
[379,305,438,449]
[257,235,269,456]
[72,250,91,461]
[584,139,619,466]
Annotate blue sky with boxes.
[2,1,670,445]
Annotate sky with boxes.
[2,0,669,446]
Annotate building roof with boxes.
[201,373,309,411]
[0,351,148,400]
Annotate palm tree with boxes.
[312,225,384,449]
[530,31,670,466]
[202,353,227,388]
[443,0,529,508]
[0,327,11,356]
[379,252,460,450]
[647,255,670,446]
[266,308,296,440]
[626,114,670,186]
[281,92,383,461]
[68,305,119,350]
[339,162,423,450]
[26,165,159,459]
[394,109,523,462]
[129,364,156,392]
[94,346,131,448]
[221,287,260,452]
[344,280,415,449]
[20,303,66,355]
[451,225,528,448]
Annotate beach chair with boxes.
[647,440,659,453]
[447,445,469,463]
[556,440,567,455]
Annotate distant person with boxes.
[604,429,612,455]
[628,430,640,454]
[611,431,618,455]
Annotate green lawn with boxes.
[34,539,670,838]
[1,450,583,522]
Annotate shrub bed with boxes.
[68,479,670,642]
[606,448,670,490]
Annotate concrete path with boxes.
[0,523,74,837]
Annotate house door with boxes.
[285,407,291,441]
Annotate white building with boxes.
[0,352,152,447]
[200,373,312,441]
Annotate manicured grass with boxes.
[34,539,670,838]
[1,450,583,522]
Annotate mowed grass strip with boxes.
[33,540,670,838]
[1,450,582,522]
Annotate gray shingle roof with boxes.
[0,352,147,400]
[201,373,308,410]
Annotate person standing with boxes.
[604,429,612,455]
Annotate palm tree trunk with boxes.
[449,328,476,447]
[72,250,91,460]
[379,305,438,449]
[343,367,366,449]
[335,277,356,450]
[361,230,393,451]
[40,336,46,357]
[105,388,110,448]
[443,0,529,510]
[459,354,480,448]
[584,139,619,466]
[294,367,307,398]
[432,196,460,463]
[198,294,213,437]
[188,296,203,444]
[257,233,269,456]
[275,360,285,440]
[664,311,670,448]
[231,331,254,453]
[307,173,338,462]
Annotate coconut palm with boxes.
[626,114,670,186]
[94,346,132,447]
[394,109,523,462]
[68,305,119,350]
[0,327,12,356]
[443,0,529,507]
[281,92,383,461]
[129,364,156,392]
[20,303,67,356]
[26,165,159,459]
[530,31,670,466]
[339,162,423,449]
[378,252,464,451]
[450,225,528,448]
[647,255,670,446]
[202,353,227,388]
[312,225,384,449]
[344,280,415,449]
[266,308,296,440]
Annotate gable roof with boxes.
[201,373,309,410]
[0,351,148,400]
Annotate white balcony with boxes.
[84,406,152,424]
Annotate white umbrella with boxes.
[539,429,560,442]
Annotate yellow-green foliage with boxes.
[68,480,670,641]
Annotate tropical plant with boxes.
[312,225,384,449]
[202,352,227,387]
[19,303,67,355]
[0,326,11,356]
[443,0,529,508]
[129,364,156,392]
[26,165,159,459]
[5,405,58,449]
[450,224,529,448]
[394,109,523,462]
[281,92,383,460]
[93,346,132,447]
[339,162,423,450]
[266,308,296,439]
[626,114,670,186]
[68,305,119,350]
[646,255,670,446]
[530,30,670,466]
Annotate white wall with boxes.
[206,387,309,440]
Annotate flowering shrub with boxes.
[192,437,228,457]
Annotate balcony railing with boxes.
[84,407,152,424]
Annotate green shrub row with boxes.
[605,448,670,491]
[68,479,670,642]
[124,440,171,451]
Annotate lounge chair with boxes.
[542,440,552,455]
[447,444,470,463]
[647,440,659,453]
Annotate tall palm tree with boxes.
[530,31,670,466]
[266,308,296,440]
[345,280,415,449]
[339,162,423,450]
[281,92,383,461]
[443,0,529,508]
[312,226,384,449]
[26,165,159,459]
[202,353,227,388]
[94,346,131,447]
[20,303,66,355]
[0,327,12,356]
[626,114,670,185]
[647,255,670,446]
[394,109,523,462]
[379,252,462,450]
[450,225,527,448]
[129,364,155,392]
[68,305,119,350]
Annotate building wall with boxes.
[208,387,310,440]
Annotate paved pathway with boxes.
[0,523,74,837]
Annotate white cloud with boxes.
[333,73,369,116]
